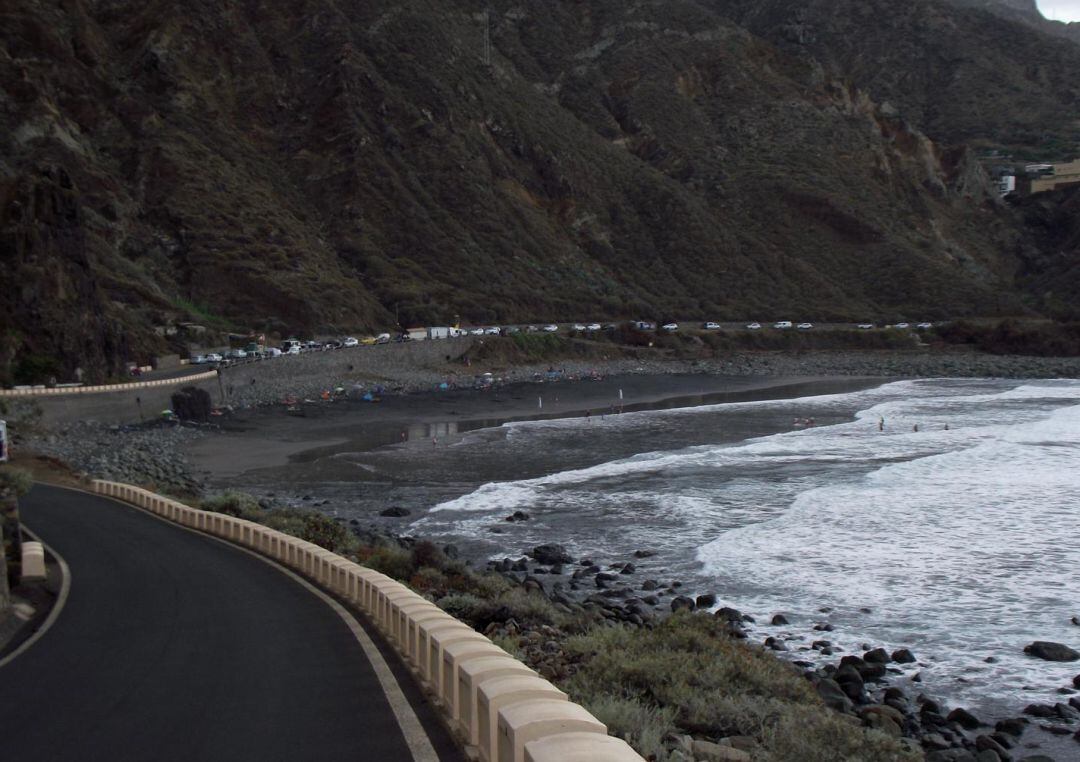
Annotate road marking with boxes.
[0,526,72,671]
[53,482,440,762]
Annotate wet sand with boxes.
[184,373,884,483]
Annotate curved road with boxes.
[1,484,461,761]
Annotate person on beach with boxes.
[585,410,591,422]
[878,416,885,431]
[913,423,919,432]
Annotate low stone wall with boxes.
[91,479,642,762]
[0,371,218,398]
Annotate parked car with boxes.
[893,322,911,329]
[342,337,359,347]
[661,323,679,332]
[916,322,934,330]
[602,323,618,332]
[857,323,875,330]
[703,322,721,330]
[265,347,282,357]
[323,340,342,350]
[360,336,377,345]
[189,354,207,364]
[571,323,587,332]
[797,323,813,330]
[542,324,559,332]
[525,325,539,333]
[745,322,761,330]
[469,328,485,336]
[205,353,223,363]
[503,326,520,335]
[376,333,391,344]
[773,321,793,329]
[284,346,301,355]
[227,348,248,359]
[484,326,501,335]
[585,323,601,331]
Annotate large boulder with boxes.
[1024,641,1079,661]
[816,678,854,713]
[529,544,573,565]
[670,596,696,613]
[947,707,982,729]
[170,385,212,422]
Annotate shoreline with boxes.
[17,368,1080,759]
[184,373,885,480]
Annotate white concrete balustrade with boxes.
[90,480,642,762]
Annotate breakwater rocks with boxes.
[27,421,205,495]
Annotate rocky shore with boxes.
[25,421,206,496]
[466,537,1080,762]
[18,350,1080,760]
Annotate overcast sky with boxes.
[1037,0,1080,21]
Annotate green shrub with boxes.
[201,491,260,518]
[561,614,919,761]
[0,467,33,498]
[365,544,414,580]
[409,566,448,592]
[299,512,355,554]
[436,592,487,622]
[585,695,676,761]
[410,540,449,571]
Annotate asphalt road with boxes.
[0,484,460,762]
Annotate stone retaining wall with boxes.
[91,479,642,762]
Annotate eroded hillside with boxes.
[1,0,1075,381]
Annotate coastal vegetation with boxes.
[200,492,919,761]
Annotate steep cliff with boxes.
[1,0,1075,381]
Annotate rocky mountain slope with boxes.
[1,0,1078,382]
[950,0,1080,44]
[718,0,1080,154]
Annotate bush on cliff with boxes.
[561,613,919,761]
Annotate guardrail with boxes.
[0,371,219,398]
[90,480,642,762]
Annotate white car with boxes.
[485,326,501,335]
[265,347,282,357]
[189,354,206,364]
[542,324,559,332]
[893,322,911,329]
[572,324,587,331]
[285,346,300,355]
[704,322,721,330]
[586,323,601,331]
[916,322,934,330]
[342,337,359,347]
[661,323,678,332]
[857,323,874,330]
[205,353,223,363]
[228,349,248,359]
[773,321,793,329]
[469,328,485,336]
[797,323,813,330]
[745,322,761,330]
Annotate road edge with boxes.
[0,525,72,671]
[45,481,441,762]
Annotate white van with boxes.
[773,321,793,329]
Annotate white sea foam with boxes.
[417,378,1080,713]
